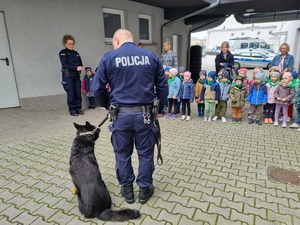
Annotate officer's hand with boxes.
[77,66,83,71]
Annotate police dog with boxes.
[69,121,140,222]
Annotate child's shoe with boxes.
[181,115,186,120]
[204,117,208,122]
[282,122,287,128]
[279,116,283,122]
[166,113,171,118]
[221,117,226,123]
[248,118,254,124]
[256,119,262,125]
[186,116,191,121]
[268,118,273,124]
[207,117,212,122]
[157,113,163,118]
[264,118,269,124]
[212,116,218,121]
[289,123,299,128]
[286,117,291,122]
[173,114,177,120]
[274,121,279,126]
[238,118,242,124]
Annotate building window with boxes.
[103,8,124,42]
[257,31,261,35]
[241,43,248,49]
[139,14,152,43]
[241,32,244,36]
[231,33,234,36]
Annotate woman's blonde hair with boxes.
[279,43,290,52]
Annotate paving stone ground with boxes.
[0,104,300,225]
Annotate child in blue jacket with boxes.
[167,68,181,119]
[246,72,268,125]
[178,71,194,121]
[213,71,231,122]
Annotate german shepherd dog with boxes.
[69,121,140,222]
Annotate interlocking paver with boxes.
[193,208,218,224]
[230,209,255,224]
[267,210,293,224]
[207,203,231,220]
[11,211,39,224]
[244,204,267,220]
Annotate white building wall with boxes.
[206,26,276,51]
[0,0,188,109]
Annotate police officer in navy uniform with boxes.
[93,29,168,204]
[59,34,84,116]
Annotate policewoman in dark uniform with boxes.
[93,29,168,204]
[59,34,84,116]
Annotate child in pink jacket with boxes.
[264,71,280,124]
[274,72,295,128]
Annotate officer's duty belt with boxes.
[118,106,152,113]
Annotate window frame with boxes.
[103,8,125,42]
[139,14,152,43]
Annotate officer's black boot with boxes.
[138,185,154,204]
[248,118,254,124]
[121,184,134,204]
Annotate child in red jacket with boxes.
[82,67,96,109]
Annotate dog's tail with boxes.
[97,208,140,222]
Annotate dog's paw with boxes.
[71,187,78,195]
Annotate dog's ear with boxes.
[85,121,91,126]
[73,122,80,130]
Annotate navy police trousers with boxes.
[109,112,158,187]
[61,75,82,114]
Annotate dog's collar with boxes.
[79,128,99,136]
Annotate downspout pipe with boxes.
[160,0,221,52]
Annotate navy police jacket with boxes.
[59,48,82,76]
[93,42,168,110]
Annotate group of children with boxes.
[164,66,195,121]
[162,65,300,131]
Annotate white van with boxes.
[229,38,270,51]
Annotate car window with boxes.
[250,42,259,48]
[251,52,263,58]
[240,52,251,57]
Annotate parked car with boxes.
[233,49,274,69]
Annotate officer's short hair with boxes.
[62,34,75,45]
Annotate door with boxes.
[0,12,19,108]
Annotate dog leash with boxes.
[98,112,109,128]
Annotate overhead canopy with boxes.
[130,0,300,31]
